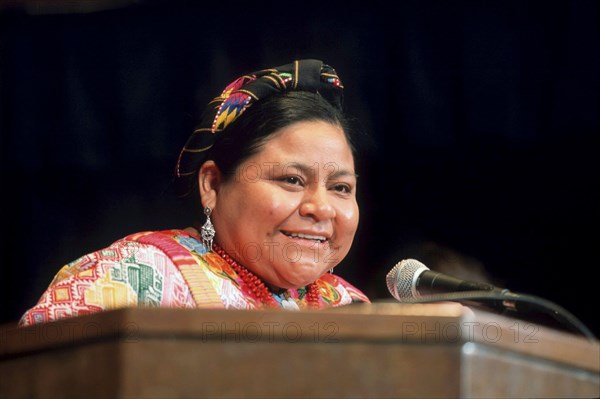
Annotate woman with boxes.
[19,59,370,326]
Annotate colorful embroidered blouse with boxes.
[19,229,370,326]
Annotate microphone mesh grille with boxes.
[385,259,429,301]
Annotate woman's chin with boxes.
[273,263,330,288]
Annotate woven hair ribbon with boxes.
[174,59,344,197]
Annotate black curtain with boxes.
[1,0,598,336]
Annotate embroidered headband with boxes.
[174,59,344,197]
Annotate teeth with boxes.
[284,232,327,241]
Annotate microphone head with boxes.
[386,259,430,301]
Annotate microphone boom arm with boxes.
[399,290,597,342]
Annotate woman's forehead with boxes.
[250,121,354,165]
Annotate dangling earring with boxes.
[329,268,334,274]
[200,207,215,251]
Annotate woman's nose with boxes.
[299,187,336,221]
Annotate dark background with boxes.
[1,0,598,337]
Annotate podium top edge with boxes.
[1,303,599,373]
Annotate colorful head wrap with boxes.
[174,59,344,197]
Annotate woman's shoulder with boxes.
[56,228,205,288]
[120,228,199,243]
[19,229,201,326]
[117,228,207,254]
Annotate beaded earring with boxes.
[200,207,215,251]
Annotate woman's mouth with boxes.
[281,231,329,244]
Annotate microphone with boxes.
[386,258,503,302]
[385,258,597,341]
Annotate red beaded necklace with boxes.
[212,243,322,309]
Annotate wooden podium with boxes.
[1,302,599,398]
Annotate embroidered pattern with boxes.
[20,229,370,326]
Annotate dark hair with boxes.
[205,90,356,183]
[177,90,366,225]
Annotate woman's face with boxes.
[206,120,359,289]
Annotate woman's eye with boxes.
[332,183,352,194]
[282,176,303,185]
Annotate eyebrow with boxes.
[284,162,358,180]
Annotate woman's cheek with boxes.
[338,200,359,228]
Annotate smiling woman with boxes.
[19,60,370,326]
[202,120,358,290]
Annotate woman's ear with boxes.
[198,160,222,209]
